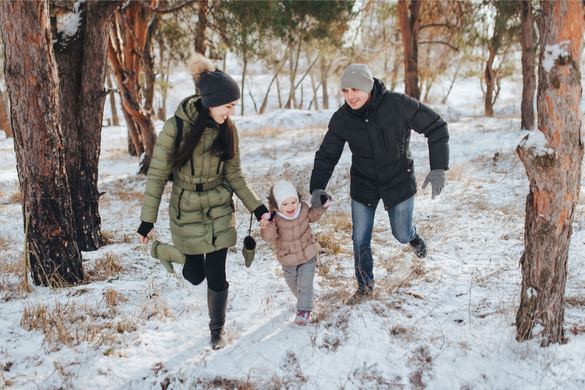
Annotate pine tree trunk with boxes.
[520,0,536,130]
[484,46,496,117]
[195,0,209,55]
[0,88,12,137]
[122,104,143,157]
[0,0,83,286]
[53,1,120,251]
[143,5,163,115]
[398,0,421,100]
[108,3,157,174]
[310,70,319,111]
[320,60,329,110]
[515,0,584,347]
[106,68,120,126]
[241,53,247,116]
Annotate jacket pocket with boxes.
[380,129,389,153]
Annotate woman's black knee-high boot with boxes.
[207,285,228,350]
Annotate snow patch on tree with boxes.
[519,130,554,156]
[60,1,85,40]
[542,41,570,72]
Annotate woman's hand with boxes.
[139,228,153,244]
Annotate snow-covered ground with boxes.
[0,69,584,390]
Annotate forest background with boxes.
[0,1,584,389]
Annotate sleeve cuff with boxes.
[253,205,269,221]
[137,222,154,237]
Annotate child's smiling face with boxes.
[279,196,299,217]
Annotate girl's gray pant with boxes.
[282,257,317,312]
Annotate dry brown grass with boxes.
[0,232,18,250]
[102,287,125,308]
[315,232,342,256]
[101,230,132,245]
[320,211,353,234]
[21,302,110,351]
[0,251,30,301]
[100,182,144,204]
[570,324,585,336]
[0,182,21,205]
[100,148,129,161]
[240,127,286,138]
[136,298,175,322]
[84,252,124,283]
[566,296,585,307]
[190,375,258,390]
[408,346,433,390]
[19,296,142,353]
[350,362,401,389]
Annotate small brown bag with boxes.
[242,213,256,268]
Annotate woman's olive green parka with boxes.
[140,95,263,255]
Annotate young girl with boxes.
[259,181,331,325]
[137,53,268,349]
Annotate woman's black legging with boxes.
[182,248,228,292]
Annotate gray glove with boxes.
[422,169,446,199]
[311,189,331,210]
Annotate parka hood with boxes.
[174,94,201,124]
[173,94,219,128]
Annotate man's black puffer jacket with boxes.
[310,79,449,210]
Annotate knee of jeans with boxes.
[393,230,413,244]
[352,235,371,249]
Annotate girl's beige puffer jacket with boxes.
[140,95,263,255]
[260,202,325,266]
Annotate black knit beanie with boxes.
[196,68,241,108]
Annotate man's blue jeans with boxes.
[351,196,417,291]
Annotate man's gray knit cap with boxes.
[340,63,374,93]
[196,68,241,108]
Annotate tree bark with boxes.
[122,104,143,157]
[520,0,536,130]
[108,2,158,174]
[398,0,422,100]
[259,55,287,115]
[143,11,162,115]
[484,45,496,117]
[240,50,247,115]
[0,88,12,137]
[0,0,83,286]
[54,1,120,251]
[106,66,120,126]
[516,0,584,347]
[320,59,330,110]
[195,0,209,55]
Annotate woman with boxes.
[137,53,268,350]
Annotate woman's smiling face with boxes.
[209,100,239,124]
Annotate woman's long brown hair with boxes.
[171,100,236,168]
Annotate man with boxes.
[309,64,449,304]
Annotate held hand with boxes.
[261,212,274,225]
[422,169,446,199]
[321,195,331,208]
[139,228,153,244]
[311,189,332,210]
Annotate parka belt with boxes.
[174,177,223,192]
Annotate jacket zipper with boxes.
[216,159,221,174]
[177,189,185,220]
